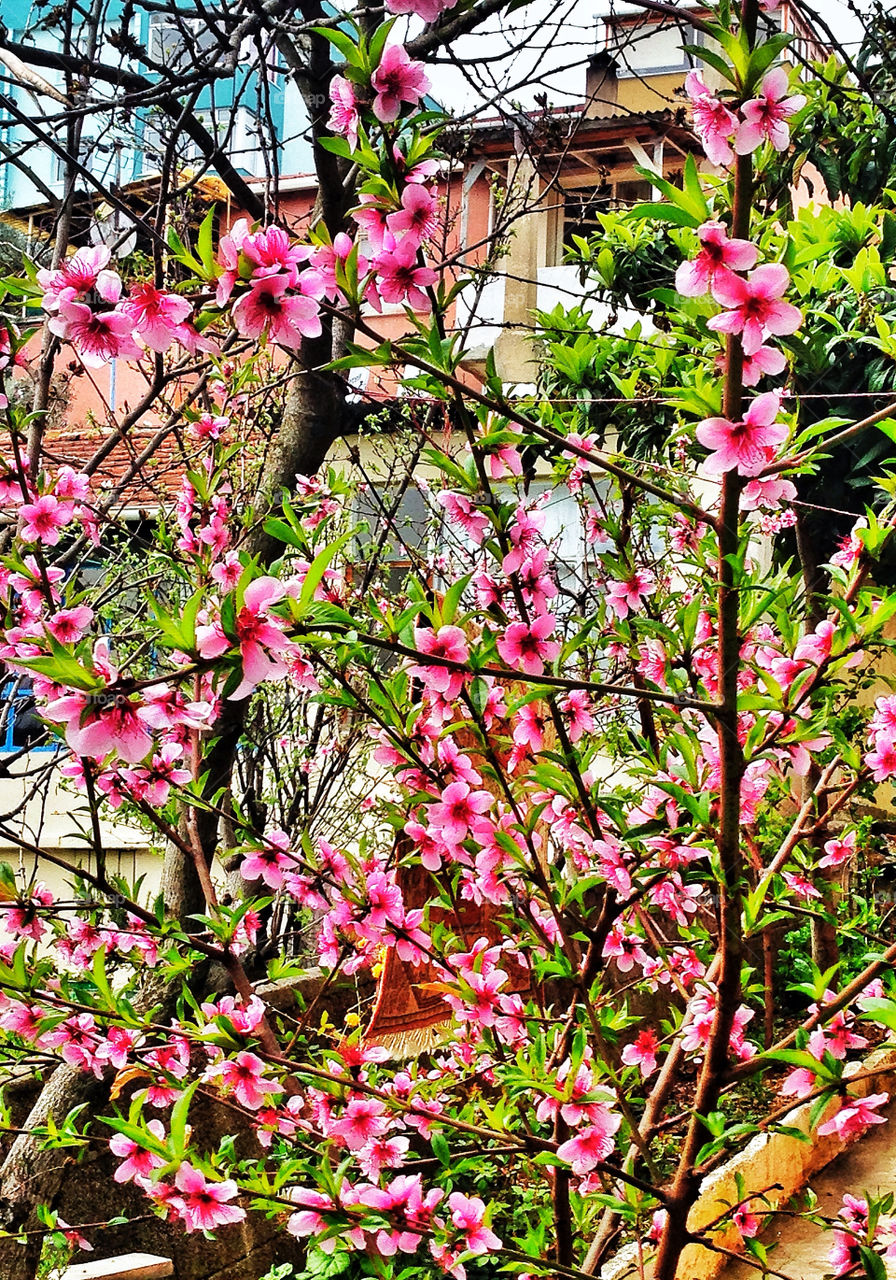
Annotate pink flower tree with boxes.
[0,8,895,1280]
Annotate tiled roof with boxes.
[39,422,194,510]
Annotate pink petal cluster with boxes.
[708,264,802,355]
[686,66,805,165]
[170,1163,247,1232]
[685,72,738,166]
[736,68,806,155]
[696,391,788,475]
[371,46,431,123]
[676,221,757,297]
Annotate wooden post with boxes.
[62,1254,174,1280]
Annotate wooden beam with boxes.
[569,150,605,173]
[63,1254,174,1280]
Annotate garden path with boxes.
[718,1099,896,1280]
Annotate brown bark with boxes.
[652,13,755,1267]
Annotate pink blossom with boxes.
[386,0,458,22]
[199,575,292,699]
[2,882,53,941]
[782,870,821,900]
[556,1110,622,1174]
[330,1097,390,1150]
[214,218,250,306]
[638,639,668,688]
[355,1174,444,1255]
[817,1093,888,1139]
[676,221,758,297]
[48,301,141,367]
[741,343,788,386]
[47,689,153,764]
[231,277,321,348]
[370,46,431,124]
[38,245,120,310]
[358,1134,410,1179]
[741,474,796,511]
[241,831,293,889]
[172,1162,246,1232]
[820,830,856,868]
[560,689,595,742]
[437,491,489,544]
[866,735,896,782]
[828,1230,861,1277]
[515,547,557,614]
[781,1065,817,1099]
[736,67,806,155]
[95,1024,138,1069]
[206,1051,281,1110]
[428,781,493,845]
[795,620,836,665]
[241,226,311,283]
[602,924,649,973]
[328,76,360,149]
[55,466,90,502]
[496,615,560,675]
[410,625,469,699]
[286,1189,345,1246]
[55,1219,93,1253]
[447,1192,501,1254]
[110,1119,167,1184]
[696,391,789,476]
[621,1027,659,1077]
[0,1000,45,1039]
[19,494,74,546]
[353,195,390,253]
[310,234,368,303]
[733,1202,762,1238]
[124,283,191,351]
[708,264,802,355]
[122,742,191,806]
[373,237,437,311]
[685,71,738,166]
[46,605,93,643]
[41,1013,102,1076]
[605,570,655,620]
[387,184,439,247]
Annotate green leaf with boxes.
[91,946,116,1011]
[311,25,361,65]
[746,33,794,86]
[855,1239,885,1280]
[684,43,737,84]
[169,1079,201,1156]
[15,648,97,692]
[859,1245,887,1280]
[856,996,896,1033]
[297,529,355,613]
[368,18,396,65]
[631,201,703,229]
[263,516,304,550]
[197,204,217,276]
[431,1131,451,1166]
[438,574,472,625]
[166,225,203,274]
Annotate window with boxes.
[0,679,54,753]
[354,485,430,590]
[148,14,219,70]
[561,180,652,250]
[605,18,703,77]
